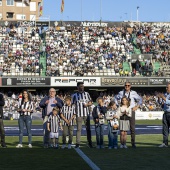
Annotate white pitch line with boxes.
[74,148,100,170]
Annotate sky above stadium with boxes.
[42,0,170,22]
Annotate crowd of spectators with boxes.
[0,23,44,76]
[2,89,164,120]
[44,22,170,76]
[0,22,170,76]
[98,90,164,111]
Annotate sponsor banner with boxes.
[131,54,152,63]
[51,77,101,86]
[165,78,170,84]
[136,111,164,120]
[81,22,108,27]
[101,77,148,86]
[149,78,166,85]
[2,77,50,86]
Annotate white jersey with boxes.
[61,104,76,126]
[72,91,92,117]
[48,115,61,133]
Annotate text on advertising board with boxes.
[51,77,101,86]
[149,78,165,85]
[101,78,148,86]
[2,78,50,86]
[81,22,108,27]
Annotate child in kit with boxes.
[60,96,76,149]
[47,107,63,148]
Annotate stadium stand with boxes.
[0,22,170,77]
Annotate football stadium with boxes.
[0,0,170,170]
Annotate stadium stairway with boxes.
[39,53,46,76]
[134,47,141,54]
[132,34,141,54]
[123,62,131,72]
[153,61,161,74]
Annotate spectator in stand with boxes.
[119,69,124,76]
[132,68,136,77]
[124,69,129,76]
[135,59,140,71]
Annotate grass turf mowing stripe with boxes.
[74,148,100,170]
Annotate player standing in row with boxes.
[72,82,93,148]
[117,81,142,148]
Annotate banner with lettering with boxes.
[51,77,101,87]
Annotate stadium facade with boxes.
[0,0,42,21]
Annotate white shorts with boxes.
[50,132,59,139]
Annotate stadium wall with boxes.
[1,20,170,28]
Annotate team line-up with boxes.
[0,81,169,149]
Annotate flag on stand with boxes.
[39,0,43,17]
[61,0,64,13]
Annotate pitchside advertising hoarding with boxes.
[101,77,148,86]
[101,77,170,86]
[51,77,101,87]
[2,77,50,86]
[1,77,170,87]
[135,111,163,120]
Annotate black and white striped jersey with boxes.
[47,114,60,133]
[72,91,92,117]
[61,104,76,126]
[18,100,33,116]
